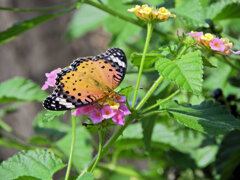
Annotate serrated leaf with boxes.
[206,0,240,21]
[155,50,203,94]
[35,110,66,123]
[0,149,66,180]
[56,127,93,172]
[0,78,48,103]
[173,0,208,28]
[163,100,240,136]
[65,4,108,39]
[129,52,162,68]
[76,172,94,180]
[0,8,75,45]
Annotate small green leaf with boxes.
[129,52,162,68]
[173,0,208,28]
[0,78,48,103]
[56,127,93,172]
[76,172,94,180]
[155,50,203,94]
[0,149,66,180]
[117,86,134,96]
[0,8,75,45]
[163,101,240,136]
[65,4,108,39]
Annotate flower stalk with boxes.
[89,130,104,172]
[132,22,154,108]
[64,114,76,180]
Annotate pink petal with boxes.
[90,109,104,124]
[42,68,61,90]
[209,38,226,52]
[72,105,95,117]
[230,49,240,54]
[119,103,131,115]
[101,106,116,119]
[112,111,125,126]
[115,94,127,102]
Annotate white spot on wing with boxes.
[110,55,126,68]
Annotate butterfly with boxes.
[43,48,127,111]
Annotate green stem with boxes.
[89,130,104,172]
[132,22,153,108]
[0,2,77,12]
[142,89,181,113]
[136,76,164,111]
[141,110,167,119]
[65,114,77,180]
[86,118,131,171]
[176,45,188,59]
[84,0,177,41]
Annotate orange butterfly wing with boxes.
[43,48,126,111]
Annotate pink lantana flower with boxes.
[112,111,125,126]
[209,38,226,52]
[187,32,240,55]
[42,68,61,90]
[101,106,116,119]
[90,109,104,124]
[72,94,131,126]
[72,105,95,116]
[187,31,203,41]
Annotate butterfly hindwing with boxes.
[43,48,127,111]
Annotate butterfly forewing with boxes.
[43,48,127,111]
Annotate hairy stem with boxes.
[142,89,181,113]
[65,114,76,180]
[136,76,164,111]
[89,130,104,172]
[132,22,153,108]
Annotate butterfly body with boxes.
[43,48,127,111]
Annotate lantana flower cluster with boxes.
[42,68,131,126]
[128,4,176,22]
[72,95,131,126]
[188,31,240,55]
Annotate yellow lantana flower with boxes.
[128,4,175,23]
[200,33,215,46]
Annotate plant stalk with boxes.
[64,114,77,180]
[89,130,104,172]
[142,89,181,113]
[136,76,164,111]
[132,22,153,108]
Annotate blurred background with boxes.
[0,0,110,159]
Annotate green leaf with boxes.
[141,116,155,152]
[76,172,94,180]
[117,86,134,96]
[0,149,66,180]
[173,0,208,28]
[56,127,93,172]
[65,4,108,39]
[206,0,240,21]
[155,50,203,94]
[129,52,162,68]
[35,110,66,123]
[163,100,240,136]
[214,130,240,180]
[0,8,75,45]
[0,78,48,103]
